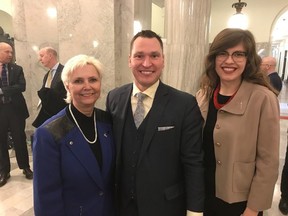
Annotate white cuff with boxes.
[186,210,203,216]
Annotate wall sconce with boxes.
[228,0,249,29]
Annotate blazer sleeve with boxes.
[181,95,205,212]
[33,127,66,216]
[247,92,280,210]
[2,64,26,96]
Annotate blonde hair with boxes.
[61,54,103,103]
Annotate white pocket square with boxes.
[157,126,175,131]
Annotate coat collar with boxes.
[197,80,255,120]
[220,80,254,115]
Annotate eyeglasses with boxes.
[216,51,247,62]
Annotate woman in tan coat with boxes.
[196,28,280,216]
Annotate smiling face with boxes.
[129,37,164,91]
[215,43,247,87]
[66,64,101,113]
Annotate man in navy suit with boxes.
[106,30,205,216]
[0,41,32,186]
[32,47,66,128]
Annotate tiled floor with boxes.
[1,83,288,216]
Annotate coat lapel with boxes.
[115,85,132,163]
[97,121,114,180]
[138,82,170,165]
[51,64,63,87]
[65,129,104,189]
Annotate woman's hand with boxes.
[241,207,258,216]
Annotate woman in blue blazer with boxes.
[33,54,115,216]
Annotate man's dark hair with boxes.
[130,30,163,54]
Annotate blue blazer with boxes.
[33,108,116,216]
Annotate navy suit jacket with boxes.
[32,64,66,127]
[1,63,29,119]
[33,108,116,216]
[106,81,205,216]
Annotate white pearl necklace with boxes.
[69,104,97,144]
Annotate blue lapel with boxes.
[64,125,110,190]
[97,122,114,180]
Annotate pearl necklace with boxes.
[69,104,97,144]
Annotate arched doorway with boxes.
[270,6,288,80]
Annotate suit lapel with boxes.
[50,64,63,87]
[7,64,14,83]
[138,82,170,165]
[97,121,113,180]
[115,85,132,163]
[65,130,104,189]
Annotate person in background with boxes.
[33,54,115,216]
[0,41,32,187]
[106,30,204,216]
[32,47,66,128]
[196,28,280,216]
[260,56,282,94]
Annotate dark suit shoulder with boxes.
[108,83,132,96]
[57,64,64,72]
[160,82,196,100]
[8,63,23,73]
[96,108,112,124]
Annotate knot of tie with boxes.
[134,92,147,128]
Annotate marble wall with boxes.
[9,0,211,134]
[11,0,133,132]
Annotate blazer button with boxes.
[69,141,73,145]
[216,160,222,165]
[99,191,104,196]
[215,142,221,147]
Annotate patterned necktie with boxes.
[134,92,147,128]
[1,64,11,103]
[1,64,8,87]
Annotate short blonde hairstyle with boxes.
[61,54,103,103]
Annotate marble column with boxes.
[134,0,152,30]
[163,0,211,95]
[11,0,134,133]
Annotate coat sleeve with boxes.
[2,65,26,96]
[247,92,280,211]
[181,96,205,212]
[33,127,66,216]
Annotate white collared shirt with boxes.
[131,80,160,118]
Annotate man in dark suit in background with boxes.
[260,56,282,93]
[106,30,205,216]
[0,41,32,187]
[32,47,66,128]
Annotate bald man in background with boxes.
[261,56,282,93]
[0,41,32,186]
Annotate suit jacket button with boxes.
[99,191,104,196]
[69,141,73,145]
